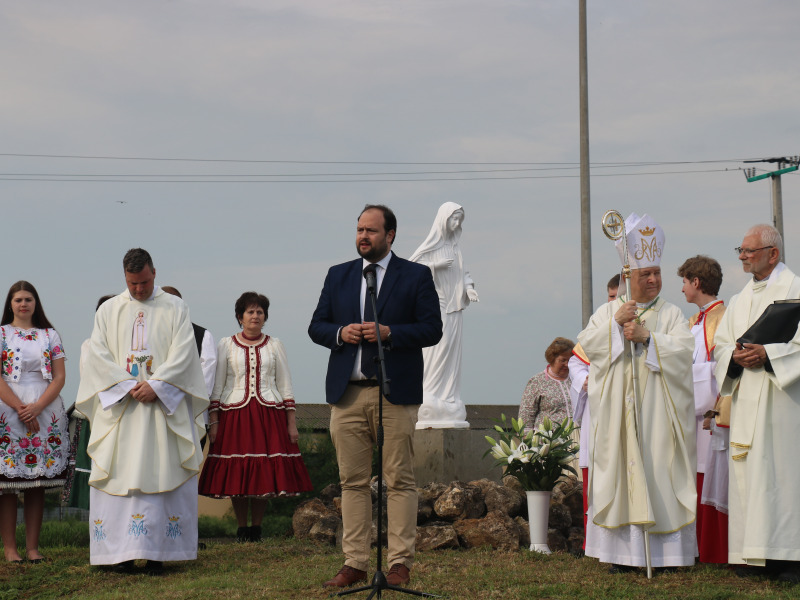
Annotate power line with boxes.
[0,168,735,183]
[0,164,742,177]
[0,152,757,166]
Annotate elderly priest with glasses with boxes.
[715,224,800,583]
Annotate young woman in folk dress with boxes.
[199,292,311,542]
[0,281,68,563]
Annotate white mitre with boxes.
[616,212,664,269]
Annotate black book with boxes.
[727,299,800,378]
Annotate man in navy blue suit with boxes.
[309,205,442,588]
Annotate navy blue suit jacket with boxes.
[308,252,443,406]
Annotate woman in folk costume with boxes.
[0,281,69,563]
[410,202,478,427]
[678,256,729,564]
[199,292,312,542]
[578,213,697,572]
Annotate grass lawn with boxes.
[1,539,800,600]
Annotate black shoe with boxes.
[608,564,637,574]
[249,525,262,543]
[28,557,47,565]
[144,560,164,576]
[105,560,136,574]
[733,565,770,579]
[236,526,249,543]
[774,561,800,584]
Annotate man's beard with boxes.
[357,242,387,262]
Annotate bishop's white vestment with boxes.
[76,287,209,564]
[578,296,697,567]
[715,263,800,566]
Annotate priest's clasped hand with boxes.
[732,342,767,369]
[130,381,158,403]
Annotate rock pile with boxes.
[292,476,585,553]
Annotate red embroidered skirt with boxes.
[198,399,312,498]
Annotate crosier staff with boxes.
[601,209,653,580]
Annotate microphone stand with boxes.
[335,269,439,599]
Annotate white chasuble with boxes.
[578,297,697,566]
[76,287,209,564]
[715,264,800,565]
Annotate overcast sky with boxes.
[2,1,798,414]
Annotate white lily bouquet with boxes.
[485,413,580,492]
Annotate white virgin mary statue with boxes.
[410,202,479,429]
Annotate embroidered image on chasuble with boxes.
[77,291,208,495]
[76,288,209,564]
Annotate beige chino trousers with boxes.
[330,384,419,572]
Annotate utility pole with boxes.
[579,0,593,326]
[743,155,799,261]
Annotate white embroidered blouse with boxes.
[210,335,295,411]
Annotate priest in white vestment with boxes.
[578,214,697,571]
[76,249,209,571]
[715,225,800,582]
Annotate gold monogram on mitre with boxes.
[633,237,662,262]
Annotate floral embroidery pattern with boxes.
[0,415,15,469]
[128,514,148,538]
[0,326,68,483]
[93,520,107,542]
[1,346,21,380]
[166,516,182,539]
[0,412,64,478]
[43,349,51,376]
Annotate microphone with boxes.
[363,264,377,293]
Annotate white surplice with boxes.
[568,352,590,471]
[690,301,725,474]
[578,297,698,567]
[76,286,209,564]
[715,263,800,566]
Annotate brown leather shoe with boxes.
[386,563,411,585]
[323,565,368,588]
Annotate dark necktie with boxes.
[361,265,377,378]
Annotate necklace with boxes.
[546,364,567,382]
[635,296,659,324]
[240,331,262,341]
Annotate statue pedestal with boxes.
[416,419,469,429]
[413,428,502,484]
